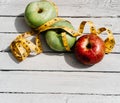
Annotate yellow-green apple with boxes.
[24,0,57,28]
[45,20,76,51]
[74,34,105,65]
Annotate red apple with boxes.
[74,34,105,65]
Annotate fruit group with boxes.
[24,0,57,28]
[74,34,105,65]
[45,20,76,51]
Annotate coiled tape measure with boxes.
[10,1,115,61]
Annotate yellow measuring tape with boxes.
[77,21,115,54]
[10,1,115,61]
[10,18,115,61]
[10,31,42,61]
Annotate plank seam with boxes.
[0,91,120,96]
[0,15,120,18]
[0,69,120,73]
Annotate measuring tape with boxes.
[10,1,115,61]
[78,21,115,54]
[10,31,42,61]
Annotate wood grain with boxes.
[0,17,119,33]
[0,33,118,53]
[0,94,120,103]
[68,95,120,103]
[0,52,119,71]
[0,94,66,103]
[0,0,120,16]
[0,71,120,94]
[0,0,120,102]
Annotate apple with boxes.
[24,0,58,28]
[45,20,76,51]
[74,34,105,65]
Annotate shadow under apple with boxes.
[14,13,31,33]
[63,52,93,69]
[8,13,31,63]
[9,13,96,68]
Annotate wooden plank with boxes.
[0,94,120,103]
[0,52,119,71]
[0,33,119,52]
[0,17,119,33]
[0,71,120,94]
[0,32,118,51]
[0,33,50,52]
[0,17,31,32]
[0,0,120,16]
[68,95,120,103]
[0,94,66,103]
[0,1,120,103]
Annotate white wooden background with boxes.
[0,0,120,102]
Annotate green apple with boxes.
[45,20,76,51]
[24,0,57,28]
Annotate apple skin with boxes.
[45,20,76,51]
[74,34,105,65]
[24,0,57,28]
